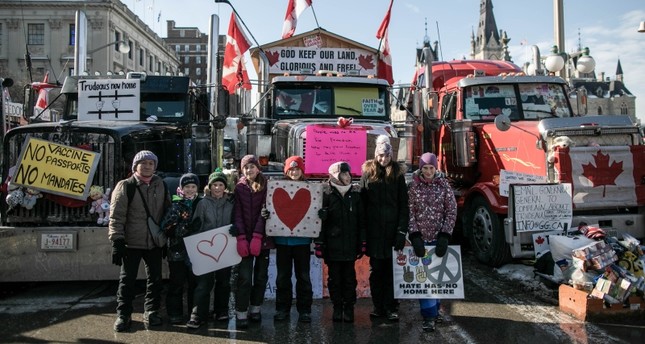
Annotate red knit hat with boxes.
[284,156,305,175]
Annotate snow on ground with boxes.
[494,263,559,302]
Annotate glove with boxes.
[317,208,328,221]
[111,239,126,266]
[394,231,407,251]
[409,231,426,257]
[249,233,263,256]
[261,207,270,219]
[435,232,451,258]
[236,236,250,257]
[356,241,367,259]
[228,224,239,236]
[314,243,324,259]
[186,217,202,234]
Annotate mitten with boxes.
[236,236,250,257]
[435,232,451,258]
[394,231,407,251]
[409,231,426,257]
[356,241,367,259]
[111,239,126,266]
[317,208,328,220]
[249,233,263,256]
[228,224,239,236]
[314,243,324,259]
[261,207,270,219]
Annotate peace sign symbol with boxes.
[423,246,462,284]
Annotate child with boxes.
[408,152,457,332]
[160,173,202,325]
[272,156,314,323]
[186,170,235,328]
[234,155,273,328]
[316,161,365,323]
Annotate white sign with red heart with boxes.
[184,224,241,276]
[265,180,322,238]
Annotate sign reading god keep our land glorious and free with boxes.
[265,47,377,75]
[510,183,572,232]
[305,125,367,175]
[392,245,464,299]
[78,79,140,121]
[12,137,100,200]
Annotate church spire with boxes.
[473,0,504,60]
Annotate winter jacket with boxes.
[317,182,365,261]
[108,174,170,249]
[234,176,274,249]
[359,160,409,259]
[408,170,457,242]
[160,195,201,262]
[193,193,234,233]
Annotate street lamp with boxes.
[88,40,130,55]
[544,45,565,74]
[575,47,595,74]
[639,21,645,33]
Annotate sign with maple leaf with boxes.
[264,47,377,75]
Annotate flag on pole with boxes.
[157,11,161,22]
[33,72,52,121]
[376,0,394,85]
[281,0,312,39]
[222,13,252,94]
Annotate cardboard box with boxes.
[559,284,645,322]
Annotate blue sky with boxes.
[126,0,645,123]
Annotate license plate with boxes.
[40,233,76,251]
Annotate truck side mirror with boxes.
[494,114,511,131]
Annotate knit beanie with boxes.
[208,170,228,187]
[240,154,259,170]
[328,161,351,181]
[132,150,158,172]
[419,152,438,169]
[179,173,199,188]
[284,156,305,175]
[374,135,392,157]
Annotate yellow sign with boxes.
[12,138,100,200]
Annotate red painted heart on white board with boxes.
[196,233,228,262]
[273,188,311,230]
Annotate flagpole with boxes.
[214,0,261,49]
[310,2,321,29]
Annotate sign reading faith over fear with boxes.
[12,137,100,200]
[265,180,322,238]
[264,47,377,75]
[392,245,464,299]
[78,79,140,121]
[510,183,572,232]
[305,125,367,175]
[184,225,242,276]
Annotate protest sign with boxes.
[184,225,241,276]
[393,245,464,299]
[265,180,322,238]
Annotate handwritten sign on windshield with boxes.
[305,125,367,175]
[510,183,572,232]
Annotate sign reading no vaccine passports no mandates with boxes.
[392,245,464,299]
[12,137,100,200]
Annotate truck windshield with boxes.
[63,95,188,122]
[273,86,387,118]
[464,83,571,121]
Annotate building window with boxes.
[184,56,190,64]
[175,45,180,52]
[139,48,145,66]
[184,44,189,52]
[28,23,45,45]
[196,68,201,76]
[69,24,75,46]
[184,67,189,75]
[196,56,201,64]
[115,32,121,51]
[128,41,133,59]
[620,103,628,115]
[149,56,154,71]
[196,45,200,52]
[157,61,161,73]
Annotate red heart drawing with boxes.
[196,233,228,262]
[273,188,311,230]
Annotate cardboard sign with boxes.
[265,180,322,238]
[78,79,140,121]
[265,248,324,300]
[511,183,572,233]
[12,137,100,200]
[184,225,241,276]
[532,230,564,256]
[499,169,547,197]
[264,47,377,75]
[393,245,465,299]
[304,125,367,175]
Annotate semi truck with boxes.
[407,47,645,267]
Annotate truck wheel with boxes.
[465,196,511,267]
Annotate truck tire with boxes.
[465,196,511,267]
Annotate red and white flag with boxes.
[33,72,52,120]
[222,13,252,94]
[281,0,312,39]
[376,0,394,85]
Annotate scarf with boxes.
[134,172,152,184]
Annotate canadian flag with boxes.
[222,13,252,94]
[281,0,312,39]
[33,72,53,120]
[376,0,394,85]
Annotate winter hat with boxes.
[179,173,199,188]
[132,150,158,172]
[328,161,351,181]
[419,152,438,169]
[240,154,260,170]
[284,156,305,175]
[208,169,228,187]
[374,135,392,157]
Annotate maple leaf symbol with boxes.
[266,50,280,66]
[358,54,375,70]
[581,150,623,197]
[535,236,545,245]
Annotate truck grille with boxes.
[3,131,117,226]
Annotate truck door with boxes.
[438,92,457,170]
